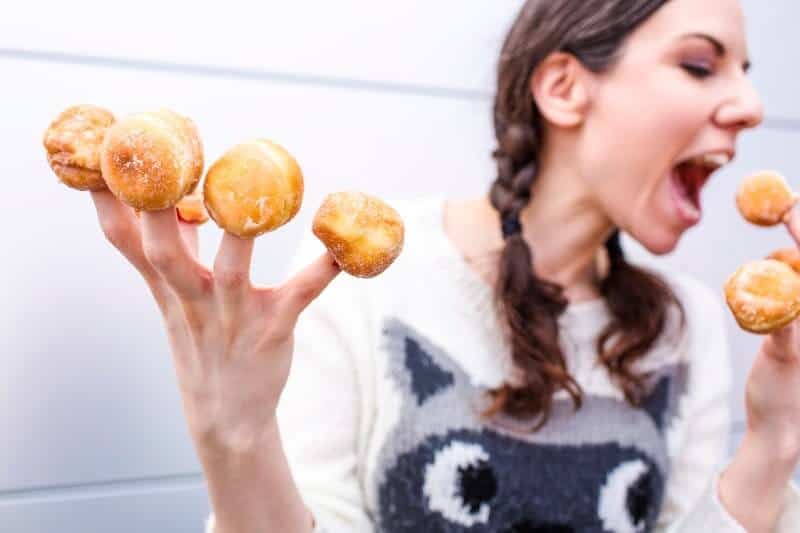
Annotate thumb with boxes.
[280,251,342,318]
[763,320,800,364]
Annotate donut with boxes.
[723,259,800,334]
[203,139,303,238]
[735,170,797,226]
[312,191,404,278]
[100,109,204,211]
[176,185,209,224]
[43,104,116,191]
[767,247,800,275]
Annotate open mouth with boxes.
[669,152,731,223]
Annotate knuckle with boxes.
[101,223,133,250]
[143,243,177,270]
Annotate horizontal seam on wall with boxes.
[0,47,489,102]
[0,471,204,505]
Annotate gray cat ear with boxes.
[639,363,688,432]
[382,317,456,406]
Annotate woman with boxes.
[91,0,800,531]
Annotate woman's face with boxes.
[577,0,763,254]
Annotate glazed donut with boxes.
[724,259,800,334]
[767,247,800,275]
[100,109,204,211]
[735,170,797,226]
[203,139,303,238]
[43,104,116,191]
[312,191,404,278]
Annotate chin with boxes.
[630,227,681,256]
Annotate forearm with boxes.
[719,429,799,532]
[199,419,314,533]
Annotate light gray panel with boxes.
[0,0,520,96]
[0,56,495,491]
[742,0,800,121]
[0,478,209,533]
[623,127,800,426]
[2,1,798,120]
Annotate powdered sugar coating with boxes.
[312,191,405,278]
[724,259,800,333]
[100,109,203,210]
[42,104,115,191]
[736,170,796,226]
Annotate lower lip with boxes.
[669,171,702,226]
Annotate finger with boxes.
[213,232,255,326]
[178,218,200,259]
[764,320,800,363]
[90,190,173,305]
[276,251,341,323]
[140,208,211,301]
[782,198,800,248]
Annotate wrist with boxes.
[745,426,800,466]
[718,429,799,532]
[195,414,281,467]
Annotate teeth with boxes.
[687,153,731,169]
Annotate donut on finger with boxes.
[43,104,116,191]
[203,139,303,238]
[312,191,404,278]
[735,170,797,226]
[100,109,204,211]
[176,183,209,224]
[766,247,800,275]
[724,258,800,334]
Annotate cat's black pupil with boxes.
[626,469,654,525]
[456,459,497,512]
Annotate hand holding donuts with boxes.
[725,171,800,334]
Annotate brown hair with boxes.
[484,0,686,429]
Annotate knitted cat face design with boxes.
[375,317,687,533]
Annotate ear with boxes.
[381,317,459,406]
[530,52,592,128]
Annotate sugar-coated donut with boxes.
[176,185,209,224]
[203,139,303,238]
[312,191,404,278]
[43,104,116,191]
[724,259,800,334]
[100,109,204,211]
[767,247,800,275]
[735,170,797,226]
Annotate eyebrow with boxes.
[680,32,751,72]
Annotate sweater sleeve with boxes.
[205,230,376,533]
[654,276,800,532]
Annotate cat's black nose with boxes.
[503,520,574,533]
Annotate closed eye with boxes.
[681,63,712,79]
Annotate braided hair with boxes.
[483,0,686,430]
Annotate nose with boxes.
[714,76,764,132]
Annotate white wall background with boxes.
[1,1,798,531]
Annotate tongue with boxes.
[678,163,706,207]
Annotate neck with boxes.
[474,155,616,300]
[523,163,615,286]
